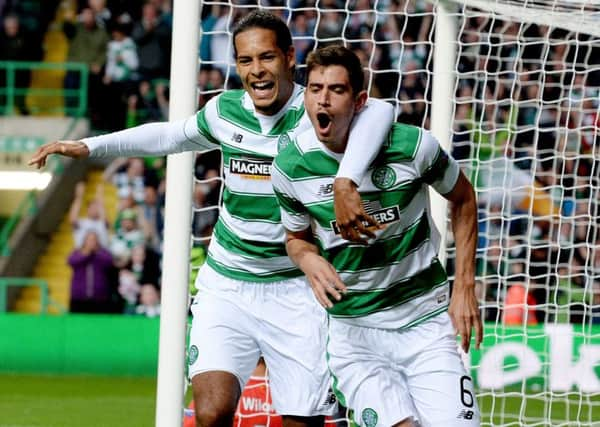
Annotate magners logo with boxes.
[330,205,400,234]
[229,158,272,180]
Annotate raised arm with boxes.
[333,98,394,242]
[68,182,86,227]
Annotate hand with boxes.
[448,281,483,353]
[299,252,347,309]
[75,182,86,198]
[28,140,90,169]
[333,178,383,244]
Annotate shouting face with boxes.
[305,64,367,152]
[234,27,296,116]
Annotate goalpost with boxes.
[159,0,600,426]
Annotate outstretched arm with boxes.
[285,228,347,309]
[444,172,482,353]
[29,113,217,168]
[334,98,395,242]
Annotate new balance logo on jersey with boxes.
[330,205,400,234]
[457,410,475,420]
[231,132,244,143]
[318,183,334,196]
[230,158,271,180]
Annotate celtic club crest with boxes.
[371,166,396,190]
[278,133,291,152]
[362,408,378,427]
[188,345,199,365]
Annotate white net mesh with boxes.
[190,1,600,425]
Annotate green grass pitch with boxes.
[1,374,598,426]
[0,374,157,427]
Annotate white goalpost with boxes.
[159,0,600,426]
[155,1,199,426]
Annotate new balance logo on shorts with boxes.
[319,390,337,409]
[457,409,475,420]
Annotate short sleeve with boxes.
[416,130,460,195]
[271,158,311,232]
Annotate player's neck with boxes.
[321,133,349,154]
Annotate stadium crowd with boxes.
[2,0,600,324]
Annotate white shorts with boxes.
[327,312,480,427]
[188,264,337,417]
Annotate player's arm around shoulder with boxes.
[334,98,394,242]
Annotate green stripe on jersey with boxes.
[206,256,302,282]
[197,109,222,145]
[273,188,307,215]
[275,142,339,180]
[322,214,430,272]
[222,188,281,223]
[217,90,262,133]
[269,105,305,136]
[213,219,287,258]
[327,259,447,317]
[221,142,273,165]
[377,123,422,163]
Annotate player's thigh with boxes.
[188,290,260,390]
[405,317,480,426]
[259,279,335,417]
[327,320,419,427]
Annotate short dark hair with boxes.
[306,45,365,95]
[232,10,293,58]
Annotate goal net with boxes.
[189,0,600,425]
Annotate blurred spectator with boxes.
[0,13,37,114]
[69,182,110,249]
[131,2,171,81]
[99,20,139,130]
[140,184,163,251]
[197,66,226,108]
[127,78,169,125]
[316,8,343,44]
[135,283,161,317]
[110,207,146,267]
[103,157,152,203]
[67,230,116,313]
[290,12,314,82]
[63,7,110,122]
[87,0,112,28]
[118,244,160,313]
[210,6,233,74]
[198,3,220,63]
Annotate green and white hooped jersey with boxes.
[193,84,310,282]
[272,124,460,329]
